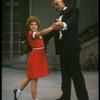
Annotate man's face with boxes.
[53,0,65,12]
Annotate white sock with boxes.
[16,89,21,98]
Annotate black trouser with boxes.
[59,50,89,100]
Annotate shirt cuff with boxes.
[62,22,67,31]
[32,32,37,39]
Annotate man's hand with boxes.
[53,19,64,30]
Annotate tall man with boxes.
[43,0,89,100]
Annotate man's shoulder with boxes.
[64,7,79,16]
[68,7,79,14]
[74,7,79,11]
[68,6,79,11]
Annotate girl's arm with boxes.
[33,26,54,38]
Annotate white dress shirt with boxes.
[59,7,67,39]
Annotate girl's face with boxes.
[29,21,38,32]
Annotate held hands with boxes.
[32,19,64,38]
[52,19,64,30]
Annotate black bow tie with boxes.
[59,11,64,16]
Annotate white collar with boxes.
[63,6,67,10]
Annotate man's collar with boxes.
[59,6,67,16]
[63,6,67,10]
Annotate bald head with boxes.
[53,0,65,12]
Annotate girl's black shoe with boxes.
[13,89,18,100]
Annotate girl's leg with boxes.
[31,78,38,100]
[13,77,31,100]
[19,77,31,91]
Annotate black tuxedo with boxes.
[43,7,89,100]
[43,7,81,54]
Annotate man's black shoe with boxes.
[13,89,18,100]
[56,95,67,100]
[56,97,65,100]
[56,97,64,100]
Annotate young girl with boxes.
[13,16,54,100]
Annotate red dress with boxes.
[26,31,50,78]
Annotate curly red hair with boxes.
[26,16,40,30]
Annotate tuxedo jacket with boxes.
[43,7,81,55]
